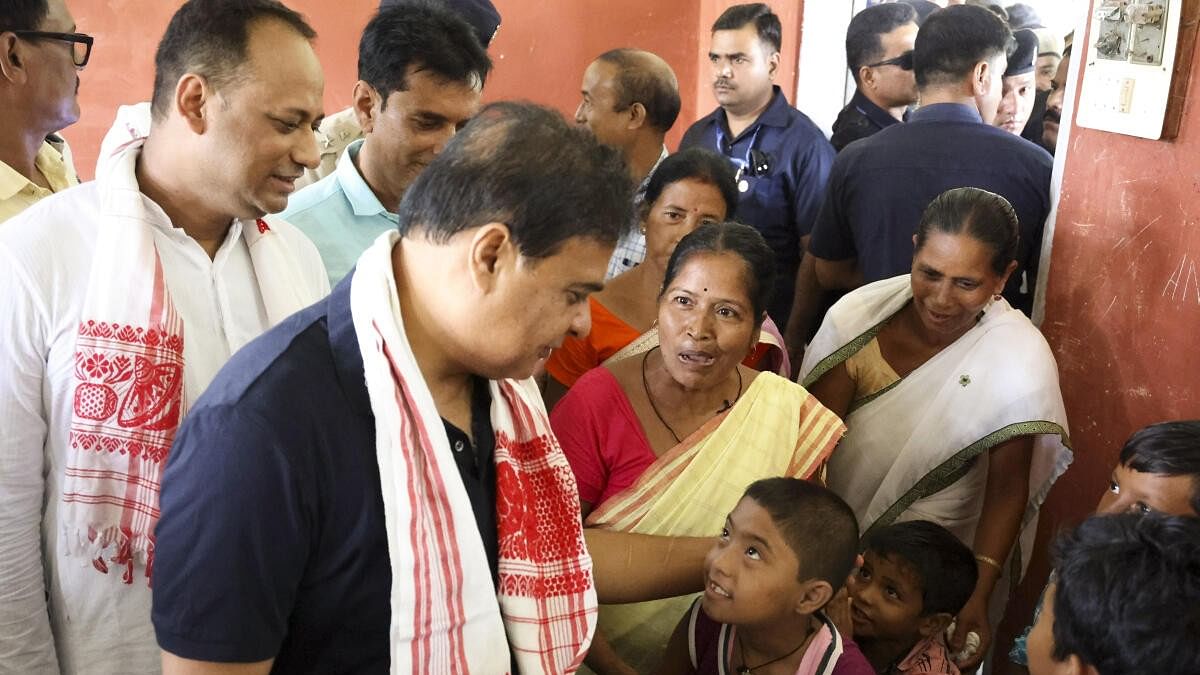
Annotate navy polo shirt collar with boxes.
[702,84,793,140]
[755,85,793,128]
[909,102,984,125]
[326,270,373,417]
[850,89,903,131]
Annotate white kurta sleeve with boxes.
[0,244,60,674]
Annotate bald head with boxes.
[593,48,680,133]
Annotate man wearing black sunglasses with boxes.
[792,5,1053,356]
[831,3,919,153]
[0,0,88,224]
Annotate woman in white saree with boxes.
[799,187,1071,670]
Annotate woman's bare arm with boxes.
[585,530,711,604]
[950,435,1035,668]
[804,361,854,421]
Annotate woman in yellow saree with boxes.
[550,222,845,674]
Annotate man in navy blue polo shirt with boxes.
[151,102,713,675]
[679,3,834,328]
[830,2,919,152]
[788,4,1051,350]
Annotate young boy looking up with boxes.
[1025,513,1200,675]
[658,478,874,675]
[846,521,977,674]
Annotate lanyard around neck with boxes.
[714,123,764,175]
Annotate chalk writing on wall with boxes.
[1162,253,1200,304]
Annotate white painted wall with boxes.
[795,0,861,136]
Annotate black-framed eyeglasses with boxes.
[11,31,94,68]
[866,50,913,71]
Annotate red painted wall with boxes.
[66,0,802,179]
[994,3,1200,670]
[69,0,375,179]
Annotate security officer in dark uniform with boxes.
[830,3,919,152]
[679,3,834,328]
[794,5,1051,343]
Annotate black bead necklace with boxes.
[641,346,742,444]
[735,631,809,674]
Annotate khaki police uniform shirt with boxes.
[297,106,364,190]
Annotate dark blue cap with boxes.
[1005,3,1043,30]
[379,0,502,47]
[1005,28,1038,77]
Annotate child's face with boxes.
[846,550,925,641]
[702,497,805,626]
[1026,582,1072,675]
[1096,463,1197,517]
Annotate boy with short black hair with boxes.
[658,478,874,675]
[1099,420,1200,517]
[1025,513,1200,675]
[846,521,977,674]
[1009,419,1200,667]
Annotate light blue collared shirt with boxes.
[281,139,398,287]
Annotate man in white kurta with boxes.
[0,2,330,673]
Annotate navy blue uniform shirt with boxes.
[808,102,1052,314]
[152,272,498,674]
[830,89,904,152]
[679,85,835,326]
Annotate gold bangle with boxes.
[975,554,1004,572]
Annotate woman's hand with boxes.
[949,590,991,670]
[826,587,854,639]
[828,554,862,639]
[584,629,641,675]
[950,435,1035,669]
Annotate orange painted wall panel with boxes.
[482,0,702,150]
[66,0,802,179]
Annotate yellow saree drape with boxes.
[583,372,844,672]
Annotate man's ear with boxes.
[793,579,835,616]
[971,59,993,97]
[626,101,648,131]
[858,66,876,91]
[175,73,209,134]
[352,80,381,133]
[767,50,781,80]
[0,33,28,84]
[467,222,517,294]
[917,612,954,639]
